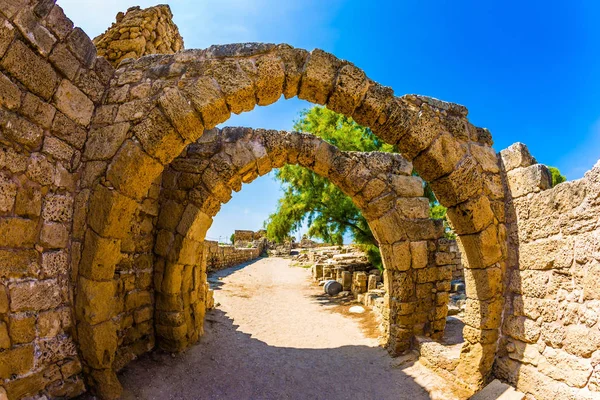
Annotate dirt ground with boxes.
[117,257,468,400]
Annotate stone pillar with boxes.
[368,274,377,291]
[342,271,352,291]
[352,272,367,296]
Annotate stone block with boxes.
[396,197,429,219]
[0,321,9,348]
[298,49,341,105]
[446,195,495,235]
[41,193,74,223]
[0,39,58,100]
[10,279,62,312]
[106,140,163,200]
[77,320,117,369]
[0,71,21,111]
[459,224,503,269]
[0,284,7,313]
[158,87,204,142]
[80,229,122,280]
[84,122,131,160]
[0,249,39,279]
[13,7,56,56]
[87,184,138,238]
[133,107,186,164]
[500,142,536,172]
[463,266,503,301]
[0,344,34,379]
[410,241,428,269]
[26,153,55,185]
[463,296,504,330]
[8,314,35,344]
[0,109,44,149]
[327,63,368,115]
[0,217,38,248]
[53,79,94,126]
[76,277,115,325]
[507,164,552,198]
[40,222,69,248]
[182,76,230,129]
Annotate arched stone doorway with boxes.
[152,126,448,355]
[76,43,506,396]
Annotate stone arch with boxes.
[77,43,506,395]
[153,126,447,354]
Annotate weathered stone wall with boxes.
[494,144,600,399]
[233,229,265,243]
[93,5,183,68]
[204,240,265,272]
[0,1,115,397]
[437,238,464,281]
[111,179,159,372]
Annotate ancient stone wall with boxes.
[93,5,183,68]
[233,229,265,243]
[0,1,115,397]
[204,240,265,272]
[437,238,464,281]
[494,144,600,399]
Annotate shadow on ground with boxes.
[116,308,438,400]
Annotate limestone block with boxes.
[40,222,69,248]
[396,197,429,219]
[327,63,369,115]
[539,346,593,388]
[42,193,74,223]
[80,229,122,280]
[0,14,15,57]
[84,122,131,160]
[563,324,600,358]
[8,314,35,344]
[507,164,552,198]
[463,267,503,301]
[410,241,428,269]
[158,87,204,142]
[298,49,341,105]
[463,296,503,330]
[0,321,9,349]
[446,195,495,235]
[0,39,58,100]
[133,107,186,164]
[252,53,285,106]
[0,172,16,213]
[78,320,117,369]
[459,224,503,269]
[0,284,7,313]
[13,8,57,56]
[0,109,44,149]
[0,344,34,379]
[76,277,115,324]
[277,47,308,99]
[500,142,536,172]
[503,315,541,343]
[9,279,62,312]
[0,72,21,111]
[106,140,163,199]
[0,217,38,248]
[182,76,230,129]
[26,153,55,185]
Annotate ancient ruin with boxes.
[0,1,598,399]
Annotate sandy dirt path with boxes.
[118,257,467,400]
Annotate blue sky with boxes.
[59,0,600,241]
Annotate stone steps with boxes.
[469,379,525,400]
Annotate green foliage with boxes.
[265,106,391,247]
[357,243,384,271]
[548,166,566,187]
[229,233,235,244]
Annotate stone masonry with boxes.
[0,2,598,399]
[93,5,183,68]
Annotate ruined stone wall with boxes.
[93,5,183,68]
[111,179,159,372]
[233,229,265,243]
[0,1,115,397]
[437,238,463,281]
[494,144,600,399]
[205,240,265,272]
